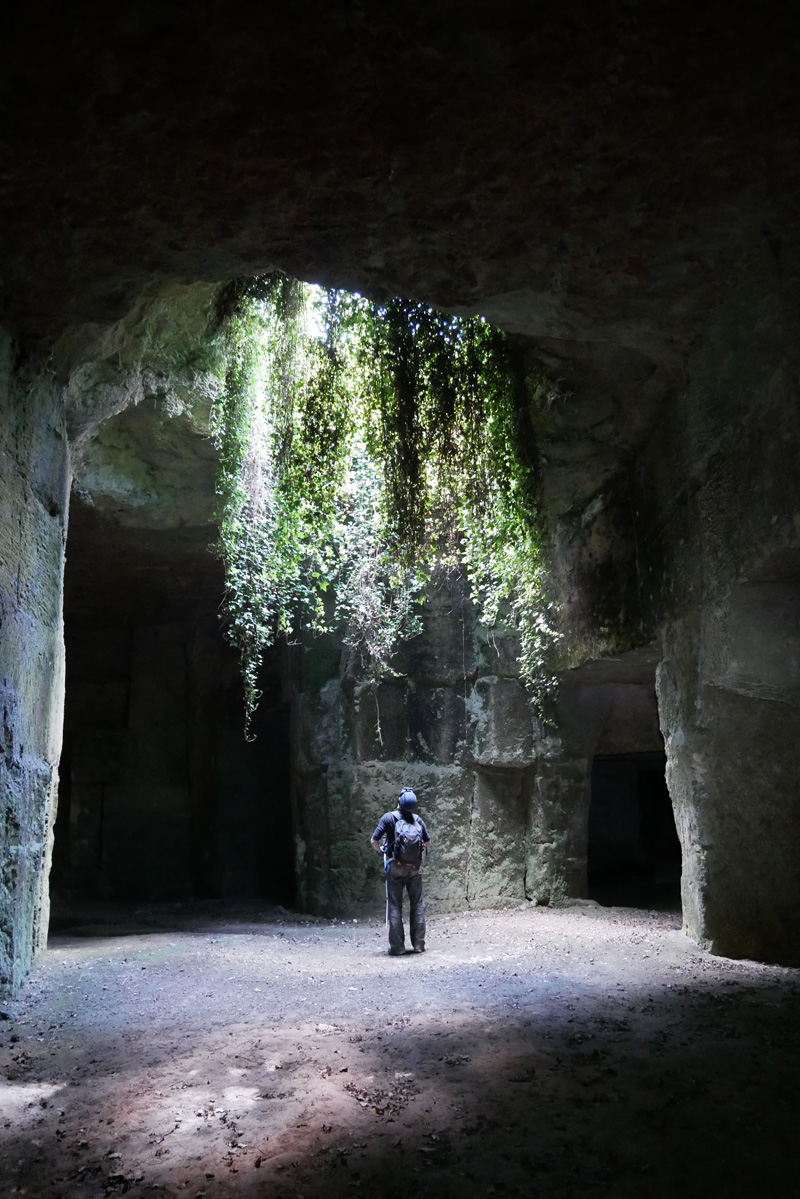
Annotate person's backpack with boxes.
[393,811,424,867]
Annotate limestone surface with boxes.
[2,5,800,992]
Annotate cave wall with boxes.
[532,242,800,962]
[1,5,799,988]
[290,572,538,915]
[288,571,666,916]
[4,3,797,351]
[527,656,666,906]
[3,244,798,984]
[62,623,195,900]
[650,246,800,962]
[3,245,797,981]
[0,331,69,993]
[55,319,296,909]
[56,610,294,905]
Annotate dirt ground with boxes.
[1,897,799,1199]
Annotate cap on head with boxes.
[399,787,417,810]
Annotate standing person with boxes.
[370,787,430,956]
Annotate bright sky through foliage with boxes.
[211,274,560,734]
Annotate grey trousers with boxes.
[386,865,425,953]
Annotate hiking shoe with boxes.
[388,947,405,956]
[412,942,425,953]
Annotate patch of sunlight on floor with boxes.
[220,1085,261,1107]
[0,1080,64,1117]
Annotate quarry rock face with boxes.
[650,252,800,962]
[0,333,68,994]
[289,572,668,917]
[2,5,800,991]
[51,290,297,917]
[291,577,540,916]
[3,4,797,353]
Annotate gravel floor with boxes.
[1,898,799,1199]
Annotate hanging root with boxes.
[374,687,384,747]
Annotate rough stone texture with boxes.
[290,573,539,916]
[289,580,667,917]
[647,250,800,964]
[17,288,291,921]
[517,241,800,961]
[469,676,536,767]
[41,286,297,915]
[514,650,666,906]
[525,746,590,906]
[61,282,225,467]
[0,331,69,993]
[2,5,800,983]
[3,4,797,357]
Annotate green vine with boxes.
[211,273,560,735]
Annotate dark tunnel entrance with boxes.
[587,752,681,911]
[51,502,296,911]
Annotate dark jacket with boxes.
[372,808,430,862]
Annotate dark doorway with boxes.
[52,503,296,909]
[588,752,681,910]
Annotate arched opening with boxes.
[51,500,296,912]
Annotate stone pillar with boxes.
[659,595,800,965]
[525,739,591,905]
[0,334,70,996]
[649,244,800,965]
[468,673,537,906]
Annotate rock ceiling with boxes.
[3,3,798,353]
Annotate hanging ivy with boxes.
[210,272,560,735]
